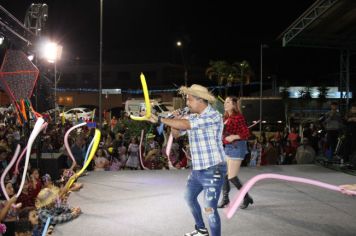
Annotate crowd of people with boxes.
[0,89,355,236]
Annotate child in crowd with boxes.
[30,168,42,198]
[17,178,35,208]
[249,139,262,167]
[36,187,81,229]
[94,148,109,171]
[126,137,140,170]
[58,169,83,192]
[42,174,55,189]
[0,181,22,236]
[13,220,32,236]
[18,206,42,236]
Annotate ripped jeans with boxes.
[184,163,227,236]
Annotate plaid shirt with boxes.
[187,105,225,170]
[223,114,249,144]
[38,205,76,226]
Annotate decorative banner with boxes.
[65,129,101,190]
[64,122,87,170]
[16,118,45,198]
[225,173,356,219]
[1,145,21,200]
[130,73,151,121]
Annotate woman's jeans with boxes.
[184,163,227,236]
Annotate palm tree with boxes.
[316,84,329,113]
[234,60,253,97]
[206,60,253,98]
[298,83,313,118]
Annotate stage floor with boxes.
[53,165,356,236]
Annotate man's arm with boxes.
[161,117,191,130]
[148,114,191,130]
[171,127,181,138]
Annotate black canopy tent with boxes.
[279,0,356,112]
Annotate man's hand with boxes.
[147,113,159,124]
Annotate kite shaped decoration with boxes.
[0,49,40,123]
[0,49,39,100]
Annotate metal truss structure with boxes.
[279,0,356,112]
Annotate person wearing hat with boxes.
[36,187,81,227]
[148,84,226,236]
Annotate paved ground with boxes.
[53,164,356,236]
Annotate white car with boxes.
[59,107,93,120]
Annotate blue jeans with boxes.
[184,163,227,236]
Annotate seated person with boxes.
[94,148,110,171]
[58,169,83,192]
[19,206,42,236]
[295,138,316,164]
[14,220,33,236]
[36,187,81,228]
[144,134,160,162]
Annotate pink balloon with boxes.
[64,122,86,170]
[165,133,176,169]
[14,122,48,175]
[139,129,149,170]
[225,173,356,219]
[0,145,21,200]
[16,118,45,198]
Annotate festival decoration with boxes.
[1,145,21,200]
[225,173,356,219]
[64,122,87,170]
[65,129,101,190]
[16,118,45,197]
[130,73,151,121]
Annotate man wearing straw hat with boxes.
[148,84,226,236]
[36,187,81,227]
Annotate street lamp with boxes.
[260,44,268,136]
[43,42,62,124]
[176,40,188,86]
[99,0,103,128]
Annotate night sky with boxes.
[1,0,344,85]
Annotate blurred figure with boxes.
[323,102,344,159]
[295,138,315,164]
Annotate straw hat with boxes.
[35,187,59,209]
[179,84,216,103]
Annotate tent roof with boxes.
[279,0,356,49]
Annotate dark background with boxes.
[0,0,349,86]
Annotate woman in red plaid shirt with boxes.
[218,96,254,209]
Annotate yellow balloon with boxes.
[130,73,152,121]
[65,129,101,190]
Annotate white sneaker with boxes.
[184,226,209,236]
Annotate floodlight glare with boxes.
[42,42,62,63]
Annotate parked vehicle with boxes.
[59,107,93,120]
[125,99,171,116]
[0,104,14,114]
[107,106,124,118]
